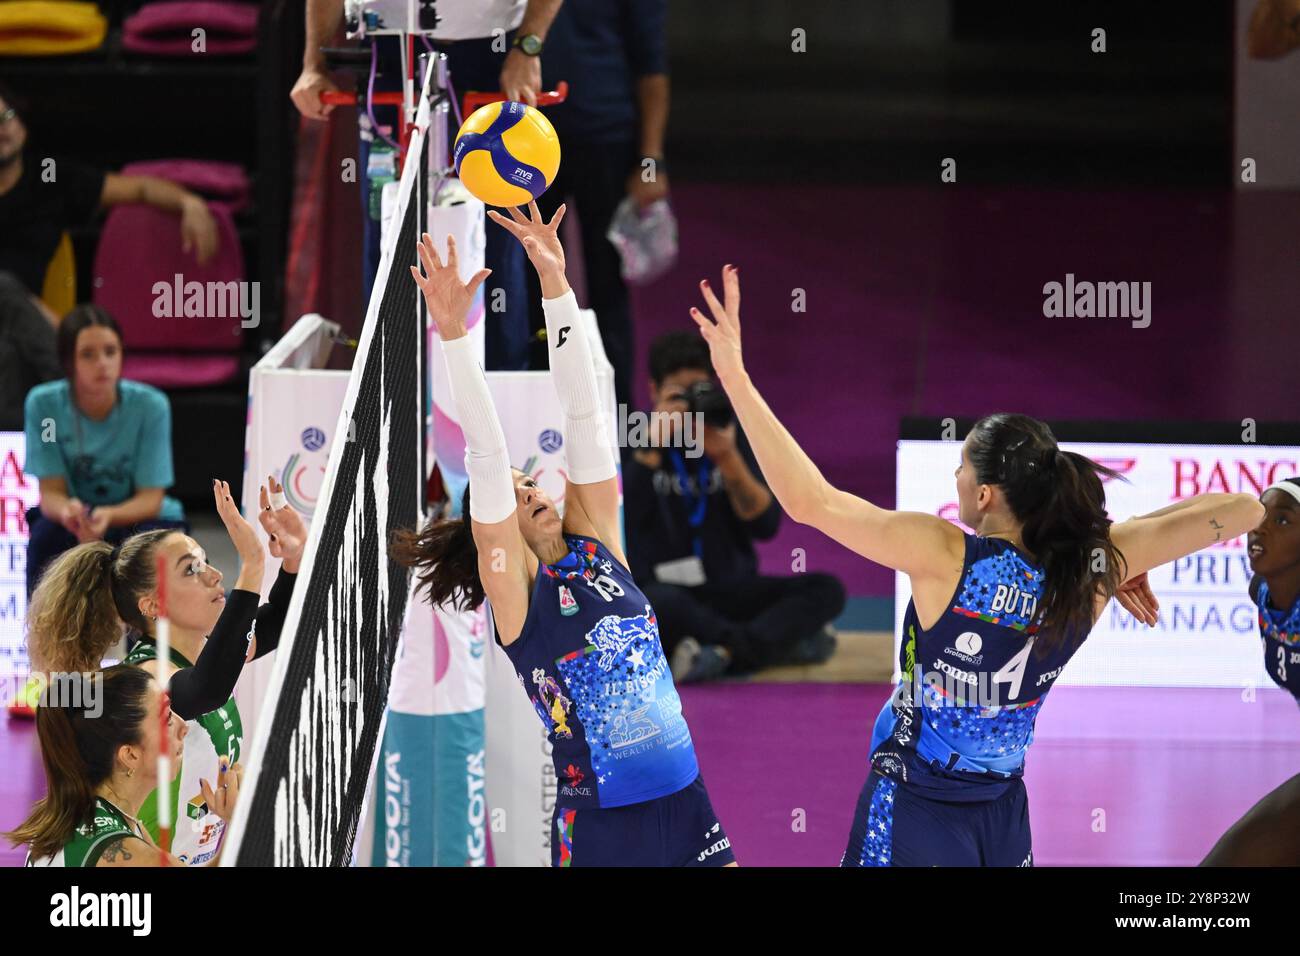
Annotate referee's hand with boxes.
[291,66,340,120]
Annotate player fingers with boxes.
[465,268,493,300]
[446,233,459,272]
[419,232,444,271]
[698,279,728,327]
[722,264,741,318]
[549,203,567,232]
[486,209,526,238]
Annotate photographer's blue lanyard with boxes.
[668,449,711,559]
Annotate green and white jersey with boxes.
[125,639,243,866]
[26,797,146,867]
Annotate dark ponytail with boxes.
[6,665,152,860]
[390,483,485,611]
[968,414,1126,656]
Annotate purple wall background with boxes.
[625,182,1298,597]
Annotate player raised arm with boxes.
[689,265,963,579]
[488,203,626,570]
[410,233,532,638]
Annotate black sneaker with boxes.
[679,644,731,684]
[783,625,839,666]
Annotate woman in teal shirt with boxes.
[23,304,188,595]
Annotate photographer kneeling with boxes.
[624,332,846,682]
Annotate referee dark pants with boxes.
[642,572,846,673]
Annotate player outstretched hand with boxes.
[1115,570,1159,626]
[258,475,308,574]
[487,202,567,288]
[412,232,492,340]
[690,264,746,387]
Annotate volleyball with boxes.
[453,101,561,208]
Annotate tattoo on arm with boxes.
[1210,517,1224,541]
[101,837,133,863]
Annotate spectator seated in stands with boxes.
[0,271,61,431]
[23,305,189,597]
[0,81,219,302]
[624,332,846,683]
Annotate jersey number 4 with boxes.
[991,638,1034,702]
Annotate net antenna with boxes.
[221,55,437,867]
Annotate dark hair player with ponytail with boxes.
[688,267,1266,866]
[8,665,240,867]
[392,203,735,867]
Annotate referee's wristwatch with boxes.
[513,33,544,56]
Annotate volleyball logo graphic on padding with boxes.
[538,428,563,454]
[454,101,561,207]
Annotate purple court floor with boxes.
[3,683,1295,866]
[677,682,1300,867]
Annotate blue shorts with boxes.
[841,769,1033,867]
[552,775,735,867]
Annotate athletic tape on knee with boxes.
[440,335,516,524]
[543,290,615,484]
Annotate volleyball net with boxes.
[221,62,434,866]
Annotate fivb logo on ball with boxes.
[454,100,561,208]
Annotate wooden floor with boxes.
[744,630,895,684]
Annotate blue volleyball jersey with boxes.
[1254,580,1300,702]
[494,534,700,809]
[870,533,1085,800]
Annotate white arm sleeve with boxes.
[440,335,516,524]
[543,290,617,485]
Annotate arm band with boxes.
[441,334,516,524]
[168,589,259,720]
[543,290,617,485]
[250,568,296,660]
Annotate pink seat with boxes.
[93,197,247,389]
[121,159,252,214]
[122,353,242,389]
[122,2,259,56]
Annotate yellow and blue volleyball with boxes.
[453,101,561,207]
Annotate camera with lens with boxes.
[683,380,734,430]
